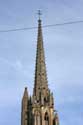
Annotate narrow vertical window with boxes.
[44,112,49,125]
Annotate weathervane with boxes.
[37,10,42,20]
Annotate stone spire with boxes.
[33,18,48,97]
[21,16,59,125]
[21,87,28,125]
[23,87,28,99]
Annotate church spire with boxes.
[33,17,48,97]
[21,14,59,125]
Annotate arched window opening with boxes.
[44,97,47,103]
[44,112,49,125]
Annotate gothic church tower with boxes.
[21,17,59,125]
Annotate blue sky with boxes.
[0,0,83,125]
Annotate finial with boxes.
[25,87,27,90]
[37,10,42,20]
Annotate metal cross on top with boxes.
[37,10,42,20]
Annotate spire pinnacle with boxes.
[23,87,28,98]
[37,10,42,20]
